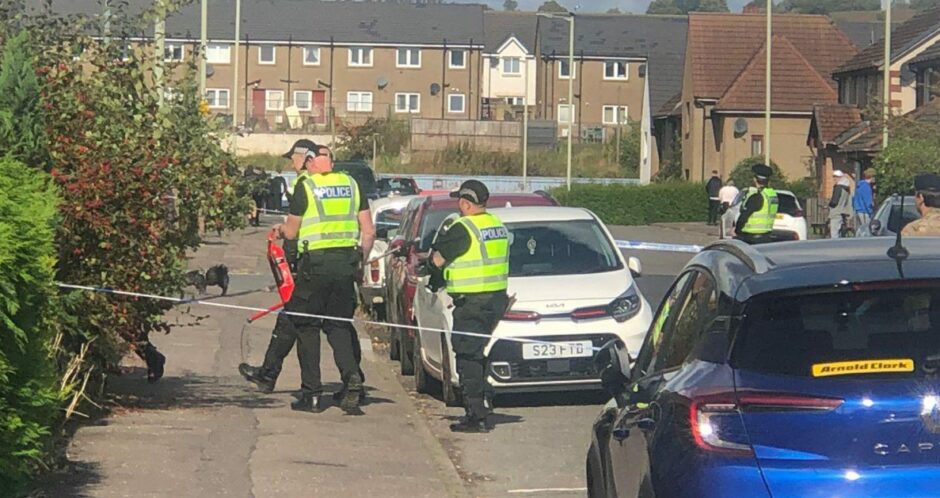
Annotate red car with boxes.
[385,192,558,374]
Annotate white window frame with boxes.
[258,45,276,65]
[396,48,422,68]
[265,89,285,112]
[302,46,321,66]
[602,105,629,125]
[557,104,574,124]
[206,43,231,64]
[293,90,313,111]
[558,59,576,79]
[205,88,230,109]
[448,93,466,114]
[604,61,628,81]
[348,47,373,67]
[506,96,525,106]
[395,92,421,114]
[347,91,373,113]
[164,43,184,62]
[449,49,467,69]
[503,57,521,76]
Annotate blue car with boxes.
[587,237,940,497]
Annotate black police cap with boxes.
[282,138,320,159]
[914,173,940,193]
[450,180,490,205]
[752,164,773,180]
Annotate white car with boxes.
[360,195,416,319]
[719,188,808,241]
[412,206,652,404]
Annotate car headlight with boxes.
[608,285,642,323]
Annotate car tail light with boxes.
[370,260,380,283]
[690,392,842,456]
[571,306,608,320]
[504,310,540,321]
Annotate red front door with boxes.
[252,88,266,119]
[312,90,326,125]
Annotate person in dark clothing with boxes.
[734,164,779,245]
[705,170,722,225]
[429,180,510,433]
[267,175,289,214]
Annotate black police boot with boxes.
[238,363,276,394]
[143,344,166,384]
[290,393,325,413]
[339,373,364,415]
[449,416,490,434]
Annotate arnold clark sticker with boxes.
[812,359,915,378]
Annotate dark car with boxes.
[385,192,558,374]
[377,177,421,198]
[587,237,940,498]
[333,161,378,200]
[857,195,921,237]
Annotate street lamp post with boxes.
[199,0,207,98]
[232,0,241,131]
[765,0,772,166]
[883,0,892,149]
[538,12,575,191]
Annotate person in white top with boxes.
[718,180,740,237]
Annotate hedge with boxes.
[551,182,709,226]
[0,158,62,494]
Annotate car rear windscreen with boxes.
[375,208,404,231]
[732,283,940,378]
[777,194,800,216]
[505,220,622,277]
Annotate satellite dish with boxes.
[489,57,500,68]
[376,76,388,90]
[205,64,215,78]
[430,83,441,96]
[733,118,748,138]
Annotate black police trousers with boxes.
[260,248,362,395]
[734,232,773,245]
[450,291,509,420]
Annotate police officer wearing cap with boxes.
[429,180,510,433]
[901,173,940,237]
[244,139,374,414]
[734,164,779,245]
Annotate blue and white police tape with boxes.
[55,283,606,351]
[615,240,703,254]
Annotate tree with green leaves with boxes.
[646,0,729,14]
[537,0,569,13]
[777,0,880,14]
[503,0,518,11]
[0,31,48,170]
[908,0,940,10]
[607,7,623,13]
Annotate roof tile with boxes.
[835,5,940,74]
[812,103,863,144]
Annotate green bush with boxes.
[0,159,62,494]
[875,117,940,196]
[728,156,786,189]
[551,182,709,225]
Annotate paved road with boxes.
[37,222,713,498]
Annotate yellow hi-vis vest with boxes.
[296,172,360,252]
[445,213,510,294]
[741,187,779,235]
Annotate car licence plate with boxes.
[775,213,785,219]
[522,340,593,360]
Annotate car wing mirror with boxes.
[594,339,632,399]
[627,257,642,278]
[869,219,882,236]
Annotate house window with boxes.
[164,43,184,62]
[602,105,629,125]
[506,96,525,106]
[449,49,466,69]
[395,93,421,113]
[205,88,230,109]
[397,48,421,68]
[557,104,574,124]
[303,47,320,66]
[751,135,763,157]
[503,57,521,75]
[206,44,230,64]
[265,90,285,111]
[293,91,312,111]
[559,59,575,79]
[349,47,373,67]
[347,91,373,112]
[258,45,276,65]
[604,61,628,80]
[448,94,466,114]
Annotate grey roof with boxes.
[483,11,538,54]
[834,21,886,50]
[25,0,486,46]
[912,40,940,66]
[539,14,688,119]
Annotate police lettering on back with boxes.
[313,185,353,199]
[478,226,508,242]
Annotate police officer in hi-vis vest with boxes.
[734,163,779,245]
[266,139,374,414]
[429,180,510,433]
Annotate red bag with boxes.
[247,230,295,323]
